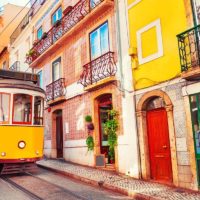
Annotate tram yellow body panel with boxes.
[0,126,44,160]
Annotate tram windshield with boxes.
[13,94,32,124]
[0,93,10,124]
[34,96,44,125]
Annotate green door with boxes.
[190,94,200,186]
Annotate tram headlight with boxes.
[1,152,6,157]
[18,141,26,149]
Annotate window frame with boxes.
[0,92,10,124]
[51,6,62,25]
[12,94,33,125]
[89,21,110,61]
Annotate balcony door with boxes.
[52,57,61,82]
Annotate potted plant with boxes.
[86,135,94,151]
[103,110,118,163]
[85,115,94,131]
[63,6,73,16]
[54,19,61,27]
[26,49,38,61]
[42,32,48,39]
[85,115,95,151]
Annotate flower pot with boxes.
[87,122,94,131]
[42,32,48,39]
[54,20,61,27]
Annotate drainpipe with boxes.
[114,0,125,94]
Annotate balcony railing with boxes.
[9,61,20,71]
[78,51,117,87]
[177,25,200,72]
[10,0,46,44]
[46,78,65,102]
[25,0,108,65]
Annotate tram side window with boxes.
[13,94,32,124]
[0,93,10,124]
[34,96,44,125]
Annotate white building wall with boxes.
[115,0,140,177]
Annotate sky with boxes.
[0,0,30,7]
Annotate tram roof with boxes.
[0,69,38,83]
[0,70,44,94]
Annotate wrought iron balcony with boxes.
[10,0,46,44]
[46,78,65,103]
[25,0,112,65]
[177,25,200,79]
[78,51,117,87]
[9,61,20,71]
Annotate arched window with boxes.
[146,97,165,111]
[13,94,32,124]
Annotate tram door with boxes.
[56,110,63,158]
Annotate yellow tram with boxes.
[0,69,45,174]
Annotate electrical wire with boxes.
[0,0,31,38]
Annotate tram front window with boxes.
[13,94,32,124]
[0,93,10,124]
[34,96,44,125]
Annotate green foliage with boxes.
[103,110,118,161]
[85,115,92,122]
[86,136,94,151]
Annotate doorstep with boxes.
[37,159,200,200]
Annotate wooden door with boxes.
[147,108,173,182]
[56,115,63,158]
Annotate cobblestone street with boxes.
[0,167,132,200]
[38,159,200,200]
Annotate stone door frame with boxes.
[136,90,179,186]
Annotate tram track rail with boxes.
[0,176,43,200]
[0,172,89,200]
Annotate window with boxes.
[90,22,109,60]
[193,0,200,25]
[13,94,32,124]
[52,57,61,81]
[38,70,43,88]
[34,96,44,125]
[0,93,10,124]
[37,26,43,40]
[52,7,62,25]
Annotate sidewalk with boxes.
[37,159,200,200]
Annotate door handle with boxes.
[162,145,167,149]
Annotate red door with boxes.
[147,108,173,183]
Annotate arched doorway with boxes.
[53,110,63,158]
[136,90,178,186]
[146,97,172,182]
[97,94,114,164]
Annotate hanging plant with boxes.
[85,115,94,151]
[86,135,94,151]
[103,110,118,162]
[85,115,94,131]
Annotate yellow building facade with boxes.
[128,0,187,89]
[127,0,200,190]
